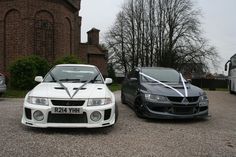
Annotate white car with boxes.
[21,64,118,128]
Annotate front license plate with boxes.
[52,107,82,114]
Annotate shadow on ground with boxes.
[143,116,210,124]
[21,125,115,135]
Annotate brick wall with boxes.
[0,0,80,73]
[79,44,108,76]
[0,0,108,76]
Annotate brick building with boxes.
[0,0,107,76]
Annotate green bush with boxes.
[53,55,82,65]
[9,55,49,90]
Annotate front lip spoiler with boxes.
[143,105,208,119]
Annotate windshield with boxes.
[141,68,181,83]
[44,66,103,83]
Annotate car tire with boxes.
[121,92,127,105]
[134,97,145,118]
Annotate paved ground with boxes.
[0,91,236,157]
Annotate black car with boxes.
[121,67,209,119]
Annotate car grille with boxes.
[186,97,199,102]
[173,107,195,115]
[147,104,198,115]
[167,96,199,103]
[168,97,183,102]
[47,112,88,123]
[51,100,85,106]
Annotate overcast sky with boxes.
[80,0,236,74]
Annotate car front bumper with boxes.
[141,101,208,119]
[21,101,116,128]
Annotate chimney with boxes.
[87,28,100,45]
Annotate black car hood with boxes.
[140,82,204,97]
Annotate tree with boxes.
[105,0,219,75]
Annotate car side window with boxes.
[127,69,139,82]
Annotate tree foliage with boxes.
[53,55,82,65]
[106,0,218,74]
[9,56,49,90]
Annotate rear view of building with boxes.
[0,0,107,76]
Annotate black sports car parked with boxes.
[121,67,209,119]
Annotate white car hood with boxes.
[29,83,111,99]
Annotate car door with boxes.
[122,71,134,103]
[128,70,139,106]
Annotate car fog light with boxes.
[90,111,102,122]
[33,110,44,121]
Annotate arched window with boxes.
[65,17,72,55]
[4,9,22,71]
[34,11,54,62]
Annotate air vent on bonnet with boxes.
[54,87,86,90]
[73,88,86,90]
[164,86,189,89]
[54,87,64,90]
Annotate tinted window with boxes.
[44,66,103,83]
[141,68,180,83]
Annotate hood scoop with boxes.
[73,88,86,90]
[164,85,189,89]
[54,87,87,90]
[54,87,64,90]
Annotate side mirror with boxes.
[104,78,113,85]
[35,76,43,83]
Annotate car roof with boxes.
[56,64,96,68]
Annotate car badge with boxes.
[182,98,189,104]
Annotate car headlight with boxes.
[144,94,169,103]
[27,96,49,106]
[87,98,112,106]
[199,93,209,106]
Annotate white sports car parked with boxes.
[22,64,118,128]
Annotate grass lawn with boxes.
[2,89,28,98]
[109,83,121,92]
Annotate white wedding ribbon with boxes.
[140,72,188,97]
[180,73,188,97]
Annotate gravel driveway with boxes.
[0,91,236,157]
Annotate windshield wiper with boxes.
[71,73,100,98]
[90,74,100,83]
[59,79,81,83]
